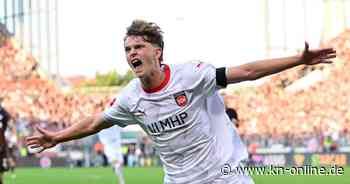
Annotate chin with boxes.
[135,72,144,79]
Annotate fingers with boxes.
[26,135,41,141]
[26,138,40,146]
[304,42,309,52]
[321,54,337,60]
[27,144,42,149]
[320,48,336,55]
[311,48,336,57]
[322,60,333,64]
[315,48,336,62]
[26,139,38,145]
[318,54,336,64]
[26,137,46,153]
[25,134,43,147]
[305,41,336,54]
[25,139,42,150]
[36,126,49,135]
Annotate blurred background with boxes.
[0,0,350,183]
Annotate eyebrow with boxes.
[124,43,145,50]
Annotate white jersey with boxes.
[103,62,249,184]
[97,125,123,163]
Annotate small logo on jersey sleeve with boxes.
[174,91,187,107]
[196,62,203,68]
[109,98,116,107]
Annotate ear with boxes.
[154,47,162,61]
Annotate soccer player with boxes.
[0,97,12,184]
[26,20,336,184]
[98,125,125,184]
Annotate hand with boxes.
[2,158,9,170]
[25,126,58,153]
[3,157,15,170]
[300,42,336,65]
[8,157,15,168]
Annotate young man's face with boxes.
[124,35,162,79]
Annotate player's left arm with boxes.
[223,42,336,84]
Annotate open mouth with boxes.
[131,59,142,68]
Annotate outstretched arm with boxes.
[25,113,114,153]
[225,42,336,84]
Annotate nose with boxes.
[128,48,137,59]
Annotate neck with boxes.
[140,67,165,90]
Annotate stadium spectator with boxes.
[98,125,125,184]
[0,97,12,184]
[26,19,336,184]
[127,144,137,167]
[141,136,155,167]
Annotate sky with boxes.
[57,0,349,77]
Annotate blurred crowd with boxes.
[0,29,350,162]
[93,136,159,168]
[0,37,111,158]
[226,29,350,153]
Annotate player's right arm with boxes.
[26,86,136,153]
[25,113,114,153]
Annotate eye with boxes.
[134,44,144,50]
[125,47,131,53]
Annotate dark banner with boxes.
[15,153,350,167]
[16,157,68,168]
[251,153,350,166]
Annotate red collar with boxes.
[142,64,170,93]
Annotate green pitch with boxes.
[3,167,350,184]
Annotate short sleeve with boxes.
[102,95,136,127]
[192,61,223,96]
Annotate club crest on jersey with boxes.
[174,91,187,107]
